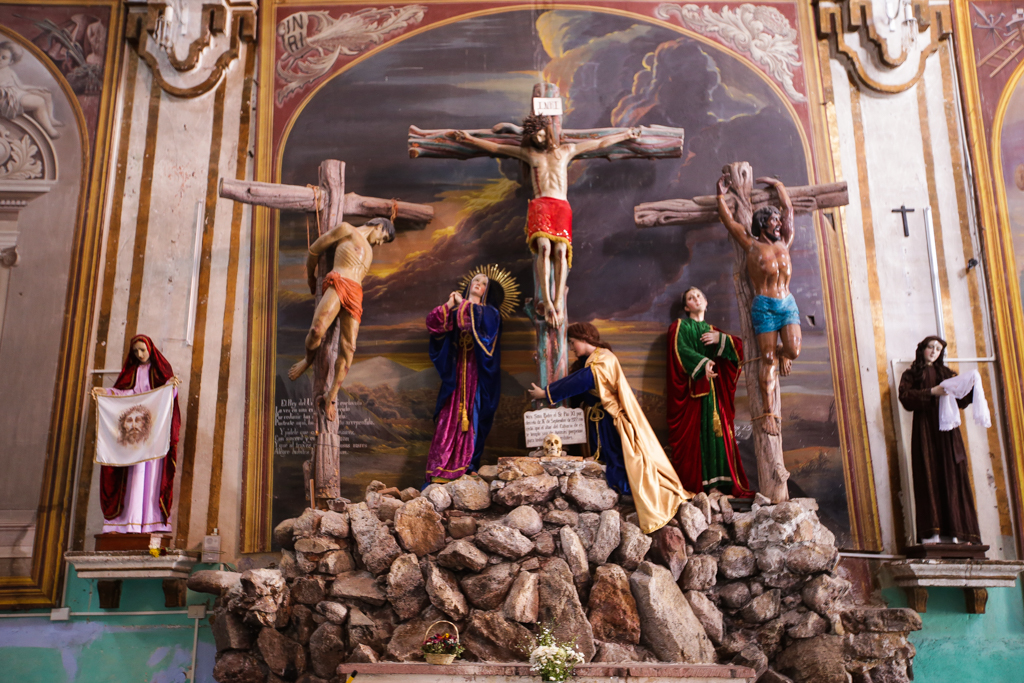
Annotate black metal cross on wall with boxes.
[893,205,915,237]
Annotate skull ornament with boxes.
[542,432,562,457]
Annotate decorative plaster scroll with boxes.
[655,3,807,103]
[817,0,952,94]
[275,5,427,106]
[125,0,256,99]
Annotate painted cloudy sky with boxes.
[278,8,820,340]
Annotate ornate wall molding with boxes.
[817,0,952,94]
[125,0,256,98]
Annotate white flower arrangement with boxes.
[529,625,585,682]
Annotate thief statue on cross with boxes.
[452,119,639,328]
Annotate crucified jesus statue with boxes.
[716,173,800,436]
[453,119,639,327]
[288,217,395,421]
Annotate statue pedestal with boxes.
[887,558,1024,614]
[905,543,989,560]
[93,532,171,552]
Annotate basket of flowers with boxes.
[421,620,465,665]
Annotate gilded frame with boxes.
[951,2,1024,555]
[0,0,124,608]
[242,0,882,552]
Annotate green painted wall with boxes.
[883,580,1024,683]
[0,567,216,683]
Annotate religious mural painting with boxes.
[255,1,863,547]
[0,3,115,589]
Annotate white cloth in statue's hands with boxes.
[938,370,992,432]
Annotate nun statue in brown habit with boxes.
[898,336,981,545]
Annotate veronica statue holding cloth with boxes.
[528,322,692,533]
[426,265,519,483]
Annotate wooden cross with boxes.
[892,205,915,237]
[408,82,685,387]
[635,162,848,503]
[220,160,433,502]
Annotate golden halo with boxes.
[458,264,521,320]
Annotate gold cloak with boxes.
[587,348,693,533]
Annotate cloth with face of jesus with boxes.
[95,383,176,467]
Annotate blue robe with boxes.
[546,363,631,494]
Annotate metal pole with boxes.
[922,207,944,337]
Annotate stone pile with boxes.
[195,457,919,683]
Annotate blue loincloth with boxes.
[751,294,801,335]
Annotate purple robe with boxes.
[425,300,501,481]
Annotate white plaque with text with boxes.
[524,407,586,447]
[532,97,563,116]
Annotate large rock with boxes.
[739,589,780,624]
[493,474,560,507]
[438,539,490,572]
[648,525,687,581]
[393,497,446,557]
[424,561,469,620]
[387,554,429,621]
[378,497,404,522]
[786,611,828,639]
[231,569,289,628]
[308,623,346,679]
[327,571,386,606]
[320,511,350,538]
[559,526,590,587]
[614,520,652,571]
[774,635,848,683]
[385,607,444,661]
[461,562,518,610]
[213,652,266,683]
[289,605,318,645]
[587,564,640,645]
[212,611,254,651]
[785,543,837,574]
[575,513,601,549]
[840,608,922,634]
[462,609,536,661]
[290,576,326,605]
[629,562,715,663]
[538,558,596,662]
[801,574,851,616]
[422,484,452,512]
[475,524,534,559]
[316,601,349,625]
[348,504,401,575]
[505,506,544,536]
[318,550,355,575]
[564,473,618,511]
[680,555,717,591]
[684,590,724,645]
[719,546,756,579]
[448,515,477,539]
[732,644,768,678]
[503,571,539,623]
[346,606,388,652]
[543,509,579,527]
[588,510,621,565]
[446,477,492,511]
[347,644,379,664]
[292,509,324,538]
[677,503,709,542]
[294,536,340,554]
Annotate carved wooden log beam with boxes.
[408,124,685,161]
[634,181,849,228]
[219,178,434,224]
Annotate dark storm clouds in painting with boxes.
[273,9,850,545]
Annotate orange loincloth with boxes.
[322,272,364,323]
[526,196,573,268]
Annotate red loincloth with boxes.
[322,272,364,323]
[526,197,573,268]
